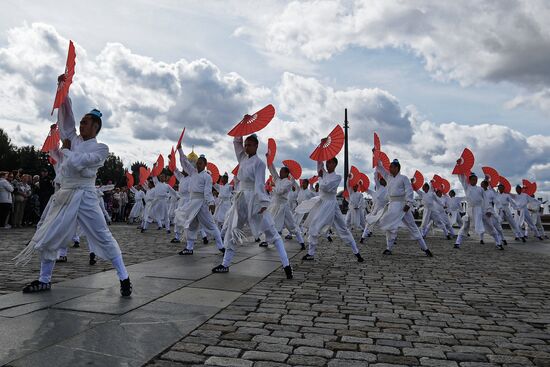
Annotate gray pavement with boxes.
[1,225,550,366]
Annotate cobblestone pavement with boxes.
[0,224,183,294]
[147,231,550,367]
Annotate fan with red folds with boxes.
[350,165,361,179]
[125,171,134,189]
[356,173,370,192]
[51,40,76,115]
[139,167,151,186]
[499,176,511,193]
[440,177,451,195]
[168,146,176,173]
[411,170,424,191]
[267,138,276,166]
[309,125,345,161]
[349,166,362,187]
[374,132,381,151]
[151,154,165,177]
[522,179,537,196]
[176,127,185,148]
[282,159,302,180]
[482,166,499,187]
[207,162,220,184]
[41,124,60,152]
[452,148,475,175]
[228,104,276,137]
[265,176,274,193]
[167,175,177,188]
[309,176,319,185]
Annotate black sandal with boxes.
[212,264,229,273]
[56,256,67,263]
[178,249,193,255]
[22,280,51,293]
[258,241,268,247]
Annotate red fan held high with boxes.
[228,104,276,137]
[41,124,60,152]
[125,171,134,189]
[453,148,474,175]
[52,40,76,115]
[282,160,302,180]
[522,179,537,196]
[151,154,165,177]
[411,170,424,191]
[356,173,370,192]
[482,166,499,187]
[168,147,176,173]
[309,125,345,161]
[499,176,511,193]
[139,167,150,186]
[207,162,220,184]
[267,138,276,167]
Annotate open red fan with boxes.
[379,151,390,171]
[309,125,344,161]
[228,104,276,137]
[139,167,150,186]
[265,175,274,193]
[168,146,176,172]
[499,176,511,193]
[51,40,76,115]
[482,166,499,187]
[125,171,134,189]
[374,132,381,151]
[282,159,302,180]
[232,164,239,176]
[309,175,319,185]
[176,127,186,148]
[167,175,176,188]
[522,179,537,195]
[48,156,57,165]
[357,173,370,192]
[267,138,276,167]
[207,162,220,184]
[41,124,60,152]
[411,170,424,191]
[151,154,165,177]
[452,148,474,175]
[349,167,362,187]
[440,177,451,194]
[350,165,361,179]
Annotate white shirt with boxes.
[0,178,13,203]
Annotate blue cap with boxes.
[88,109,102,118]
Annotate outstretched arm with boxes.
[234,136,246,163]
[177,147,197,175]
[58,95,77,142]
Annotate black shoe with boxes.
[285,234,293,240]
[538,236,544,241]
[479,240,485,244]
[56,256,67,263]
[203,237,209,244]
[454,244,460,249]
[137,226,142,229]
[284,265,293,279]
[514,237,519,241]
[157,227,162,230]
[259,241,268,247]
[355,253,364,262]
[170,238,181,243]
[502,240,508,246]
[120,278,132,297]
[446,235,452,240]
[89,252,96,265]
[367,232,372,237]
[327,236,333,243]
[359,237,365,244]
[496,245,504,250]
[166,230,171,234]
[141,228,146,233]
[382,249,392,255]
[255,238,260,242]
[212,264,229,273]
[219,248,226,254]
[178,249,193,255]
[302,254,314,261]
[72,241,80,248]
[300,243,306,251]
[424,249,433,257]
[522,237,527,243]
[467,233,470,237]
[22,280,51,293]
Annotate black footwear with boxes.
[302,254,314,261]
[479,240,485,244]
[424,249,433,257]
[203,237,209,244]
[141,228,146,233]
[166,230,171,234]
[300,243,306,251]
[56,256,67,263]
[502,240,508,246]
[382,249,392,255]
[72,241,80,248]
[446,235,452,240]
[284,265,293,279]
[522,237,527,243]
[454,244,460,249]
[89,252,96,265]
[255,238,261,242]
[496,245,504,250]
[170,238,181,243]
[514,237,519,241]
[22,280,51,293]
[212,264,229,273]
[157,227,162,230]
[120,278,132,297]
[327,236,333,243]
[178,249,193,255]
[219,248,226,254]
[538,236,544,241]
[285,234,293,240]
[359,237,365,244]
[355,253,364,262]
[137,226,142,229]
[259,241,268,247]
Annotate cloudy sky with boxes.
[1,0,549,194]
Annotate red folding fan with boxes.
[440,177,451,194]
[139,167,150,186]
[267,138,276,167]
[482,166,499,187]
[151,154,165,177]
[176,127,186,148]
[357,173,370,192]
[41,124,60,152]
[378,151,390,171]
[374,132,381,151]
[411,170,424,191]
[232,164,239,176]
[207,162,220,184]
[522,179,537,195]
[228,104,276,137]
[499,176,511,194]
[167,175,176,188]
[282,159,302,179]
[168,146,176,172]
[452,148,474,175]
[52,40,76,115]
[309,175,319,185]
[310,125,345,161]
[125,171,134,189]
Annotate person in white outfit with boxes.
[360,173,387,242]
[512,186,543,241]
[445,190,464,228]
[345,179,366,231]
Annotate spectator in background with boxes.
[38,168,54,214]
[0,171,14,228]
[25,175,42,226]
[120,187,128,222]
[13,174,31,228]
[112,188,121,222]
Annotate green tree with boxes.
[130,161,148,183]
[0,128,16,171]
[97,153,125,186]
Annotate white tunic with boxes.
[214,183,233,224]
[458,174,485,234]
[129,187,145,219]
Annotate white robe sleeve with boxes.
[404,176,414,206]
[254,160,270,207]
[57,96,77,142]
[62,143,109,172]
[234,137,246,163]
[203,174,215,206]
